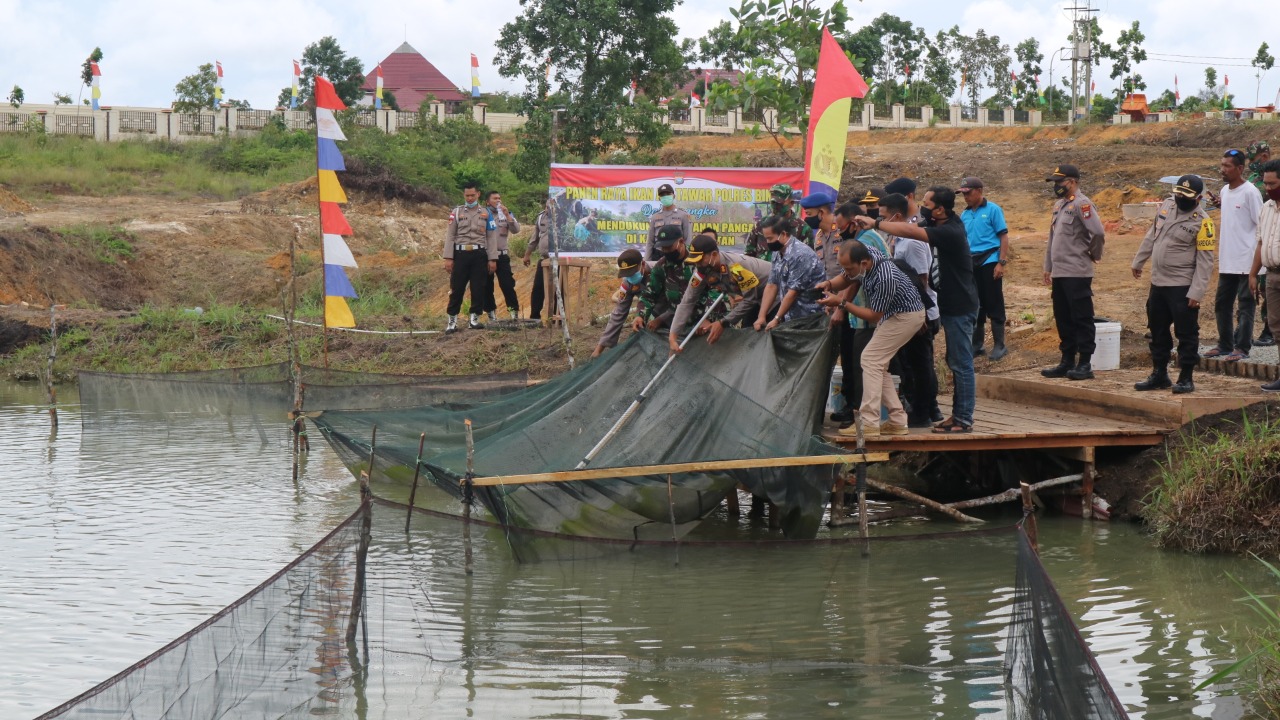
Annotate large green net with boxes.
[310,314,845,544]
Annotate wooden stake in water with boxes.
[405,432,426,533]
[1020,481,1039,553]
[463,419,475,576]
[346,426,376,644]
[45,304,58,430]
[546,201,575,370]
[854,415,869,557]
[667,473,680,565]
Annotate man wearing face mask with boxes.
[669,235,772,352]
[1248,160,1280,390]
[646,183,692,261]
[592,248,653,359]
[860,188,883,221]
[1131,175,1217,394]
[746,184,812,258]
[755,215,826,331]
[802,193,843,279]
[635,225,696,334]
[882,192,941,427]
[1041,164,1106,380]
[444,181,499,333]
[831,201,892,425]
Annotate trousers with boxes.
[1051,276,1096,356]
[446,249,489,316]
[1213,273,1254,353]
[859,310,925,428]
[1146,284,1200,368]
[973,260,1007,335]
[484,254,520,313]
[529,260,566,320]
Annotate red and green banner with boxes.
[547,164,804,257]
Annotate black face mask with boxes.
[771,202,787,215]
[1174,196,1199,212]
[804,215,822,230]
[839,226,859,240]
[766,239,785,252]
[1053,182,1069,198]
[918,214,935,228]
[864,207,880,220]
[663,250,683,264]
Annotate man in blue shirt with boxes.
[959,177,1011,360]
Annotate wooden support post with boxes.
[725,485,741,517]
[865,478,985,523]
[1021,481,1039,552]
[405,432,426,533]
[1081,447,1096,520]
[828,474,847,526]
[767,501,780,530]
[346,427,375,644]
[855,414,869,556]
[45,304,58,430]
[463,419,475,576]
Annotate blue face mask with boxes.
[625,271,643,285]
[660,195,675,208]
[465,200,479,208]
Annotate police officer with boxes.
[859,188,883,220]
[1131,175,1216,394]
[1041,164,1106,380]
[638,224,695,332]
[669,234,772,352]
[592,248,651,358]
[647,183,692,261]
[482,190,520,321]
[444,181,498,333]
[746,183,813,258]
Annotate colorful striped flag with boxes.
[1174,74,1180,103]
[213,61,224,109]
[1223,75,1229,109]
[90,61,101,111]
[471,53,480,99]
[313,76,357,329]
[290,60,300,109]
[374,64,384,110]
[803,28,869,198]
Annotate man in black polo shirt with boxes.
[857,187,978,433]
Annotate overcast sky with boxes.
[1,0,1276,110]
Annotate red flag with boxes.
[1224,75,1229,86]
[314,76,346,111]
[320,202,353,235]
[904,63,911,77]
[1175,74,1180,101]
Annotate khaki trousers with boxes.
[859,310,926,428]
[1267,272,1280,341]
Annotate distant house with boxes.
[360,42,466,112]
[677,69,742,99]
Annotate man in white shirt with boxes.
[1205,149,1264,361]
[1248,160,1280,390]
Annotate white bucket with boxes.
[1094,322,1121,371]
[827,367,845,414]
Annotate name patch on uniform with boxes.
[690,269,704,288]
[448,212,456,224]
[1196,218,1217,251]
[1080,204,1093,219]
[728,263,760,292]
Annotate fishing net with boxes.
[78,362,529,422]
[309,314,842,544]
[36,501,1128,719]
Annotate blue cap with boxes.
[799,192,834,209]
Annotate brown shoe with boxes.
[838,423,879,438]
[879,423,910,436]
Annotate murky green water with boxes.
[0,380,1267,718]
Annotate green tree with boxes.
[80,47,103,88]
[52,92,72,106]
[698,19,757,71]
[1089,93,1117,121]
[955,29,1011,111]
[702,0,853,156]
[925,27,960,101]
[382,89,400,112]
[496,0,689,165]
[844,14,926,105]
[1013,38,1043,109]
[7,85,23,109]
[276,37,365,109]
[1253,42,1275,106]
[173,63,218,131]
[1108,21,1147,102]
[1150,89,1177,111]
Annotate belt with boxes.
[455,244,483,252]
[499,249,509,256]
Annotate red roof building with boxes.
[361,42,466,110]
[677,69,742,96]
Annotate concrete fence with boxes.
[664,104,1046,134]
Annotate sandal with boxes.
[1202,348,1227,358]
[932,419,973,434]
[1224,350,1249,362]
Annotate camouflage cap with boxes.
[1248,140,1271,160]
[770,183,792,200]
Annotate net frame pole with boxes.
[1020,481,1039,552]
[473,452,888,487]
[666,473,680,565]
[346,426,375,644]
[405,432,426,533]
[855,414,869,557]
[463,418,475,576]
[315,129,329,369]
[546,201,575,370]
[573,293,726,470]
[45,303,58,430]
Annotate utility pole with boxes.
[549,108,563,165]
[1066,1,1100,123]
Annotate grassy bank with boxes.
[0,304,591,382]
[1143,409,1280,554]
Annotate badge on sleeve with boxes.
[1196,217,1217,251]
[1080,204,1093,219]
[728,263,760,292]
[690,269,703,288]
[448,212,456,224]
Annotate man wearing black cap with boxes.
[592,247,652,358]
[958,176,1011,360]
[647,183,692,261]
[1041,164,1106,380]
[637,225,696,333]
[669,234,772,352]
[1131,175,1216,393]
[860,188,883,220]
[746,183,812,258]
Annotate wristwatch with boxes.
[998,258,1009,265]
[874,218,882,230]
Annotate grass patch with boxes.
[1143,412,1280,554]
[58,223,136,263]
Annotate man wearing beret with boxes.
[1041,164,1106,381]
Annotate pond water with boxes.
[0,381,1266,718]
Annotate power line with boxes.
[1148,52,1251,61]
[1147,58,1256,68]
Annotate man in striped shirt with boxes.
[819,242,926,438]
[1248,160,1280,391]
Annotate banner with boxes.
[547,164,804,257]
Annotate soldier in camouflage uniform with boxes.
[670,235,772,352]
[745,183,813,259]
[637,225,698,331]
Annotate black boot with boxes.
[1172,366,1195,394]
[1041,353,1075,378]
[989,324,1008,361]
[1066,353,1094,380]
[972,323,986,357]
[1134,366,1172,391]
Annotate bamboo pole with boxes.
[472,452,888,487]
[405,432,426,533]
[1021,481,1039,552]
[45,304,58,430]
[865,478,985,524]
[315,129,329,369]
[463,418,475,576]
[855,414,868,557]
[346,427,375,644]
[573,293,727,470]
[546,201,574,370]
[860,474,1086,522]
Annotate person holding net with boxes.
[669,234,771,352]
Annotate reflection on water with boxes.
[0,381,1267,719]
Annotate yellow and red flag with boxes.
[803,28,869,198]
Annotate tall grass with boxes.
[1196,558,1280,716]
[1143,411,1280,554]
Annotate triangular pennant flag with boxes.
[802,28,868,198]
[317,138,346,171]
[314,76,346,110]
[317,170,348,204]
[324,263,358,297]
[324,296,356,328]
[323,234,358,267]
[315,108,346,141]
[320,202,353,235]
